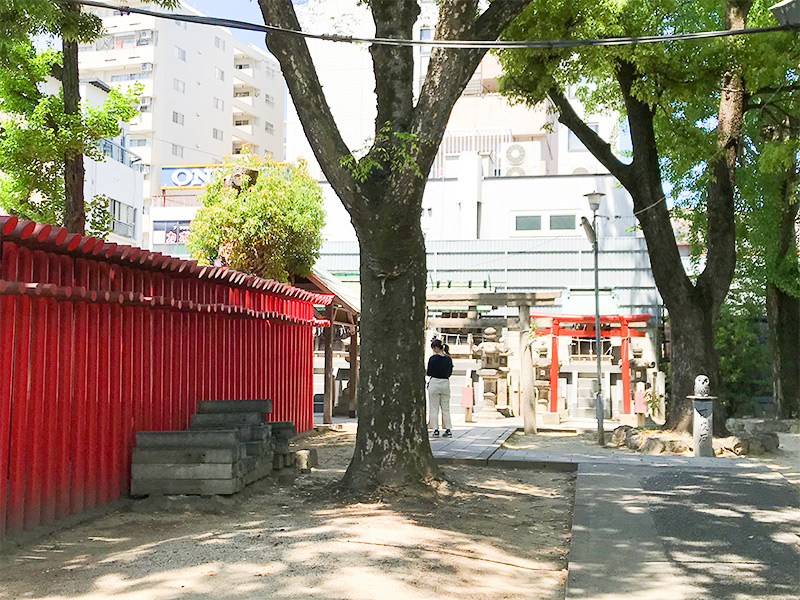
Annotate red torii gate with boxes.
[531,313,650,416]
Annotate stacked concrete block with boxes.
[131,399,295,497]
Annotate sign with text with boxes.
[160,164,222,190]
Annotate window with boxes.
[212,128,223,141]
[175,46,186,61]
[264,93,275,106]
[515,215,541,231]
[152,220,191,256]
[419,26,433,55]
[110,199,136,239]
[549,215,576,230]
[235,63,250,70]
[215,36,225,50]
[235,119,250,126]
[234,91,251,98]
[172,111,184,125]
[172,143,183,157]
[264,122,274,135]
[115,34,135,49]
[110,72,151,82]
[568,123,599,152]
[213,97,224,110]
[129,137,151,147]
[215,67,225,81]
[173,78,185,93]
[175,20,187,29]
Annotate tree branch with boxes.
[548,87,631,184]
[369,0,418,134]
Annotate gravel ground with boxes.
[0,430,574,600]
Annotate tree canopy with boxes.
[187,156,325,283]
[496,0,800,430]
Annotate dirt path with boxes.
[0,430,574,600]
[758,433,800,489]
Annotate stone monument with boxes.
[688,374,715,458]
[472,327,511,416]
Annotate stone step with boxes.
[189,412,264,430]
[131,477,243,497]
[132,461,244,480]
[135,429,245,448]
[132,447,241,464]
[196,399,272,415]
[271,421,297,441]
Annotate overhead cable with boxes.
[63,0,796,50]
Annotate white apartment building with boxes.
[78,0,285,252]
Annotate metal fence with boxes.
[0,217,332,537]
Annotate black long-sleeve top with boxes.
[427,354,453,379]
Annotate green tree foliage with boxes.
[0,42,140,235]
[187,156,325,282]
[496,0,800,430]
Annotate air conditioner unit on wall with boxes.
[501,141,542,176]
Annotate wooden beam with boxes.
[426,291,560,306]
[323,303,334,424]
[348,327,359,418]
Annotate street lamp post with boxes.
[583,191,606,446]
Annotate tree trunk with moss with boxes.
[259,0,530,491]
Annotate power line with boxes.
[65,0,796,50]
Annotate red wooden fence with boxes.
[0,217,332,537]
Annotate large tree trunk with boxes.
[767,284,800,418]
[343,188,437,489]
[62,30,85,234]
[664,299,726,432]
[259,0,531,493]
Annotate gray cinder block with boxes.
[196,399,272,415]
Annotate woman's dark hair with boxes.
[443,343,450,355]
[431,339,443,350]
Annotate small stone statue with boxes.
[694,375,710,397]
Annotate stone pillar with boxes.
[689,375,715,458]
[519,305,537,434]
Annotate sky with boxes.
[184,0,270,49]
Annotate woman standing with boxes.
[427,338,454,437]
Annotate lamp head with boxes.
[584,191,604,212]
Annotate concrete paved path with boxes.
[431,425,800,600]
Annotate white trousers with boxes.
[428,377,452,430]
